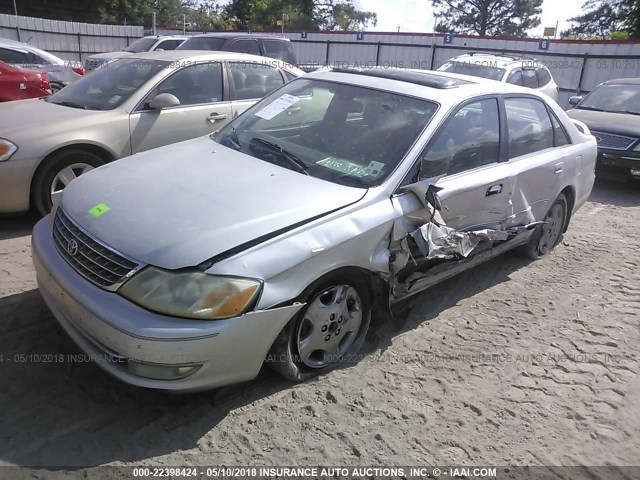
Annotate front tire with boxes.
[32,149,105,216]
[516,193,568,260]
[267,273,371,382]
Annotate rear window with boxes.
[124,37,157,53]
[227,39,261,56]
[177,37,227,51]
[536,68,552,86]
[263,39,295,63]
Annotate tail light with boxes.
[34,74,52,95]
[72,66,85,76]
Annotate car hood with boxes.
[60,136,367,270]
[0,98,107,140]
[566,108,640,137]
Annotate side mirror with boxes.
[154,48,164,52]
[568,95,583,106]
[148,93,180,110]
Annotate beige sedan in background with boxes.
[0,51,303,215]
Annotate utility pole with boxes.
[13,0,21,41]
[183,14,186,34]
[281,13,285,35]
[152,11,157,36]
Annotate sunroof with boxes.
[331,68,474,89]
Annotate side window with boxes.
[506,69,523,86]
[536,67,552,86]
[522,69,539,88]
[227,39,261,56]
[0,47,29,64]
[263,40,293,63]
[550,110,570,146]
[155,40,182,51]
[143,62,223,108]
[229,62,284,100]
[505,97,554,158]
[419,98,501,179]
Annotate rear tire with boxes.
[32,149,105,216]
[516,193,568,260]
[267,273,371,382]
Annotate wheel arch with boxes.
[29,143,116,207]
[560,185,576,233]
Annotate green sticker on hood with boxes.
[88,203,110,217]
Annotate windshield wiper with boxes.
[251,137,309,175]
[53,101,88,110]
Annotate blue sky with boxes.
[353,0,586,36]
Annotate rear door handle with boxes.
[207,113,228,122]
[486,184,503,196]
[554,162,564,174]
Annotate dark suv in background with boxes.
[178,33,297,66]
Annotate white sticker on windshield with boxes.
[255,94,300,120]
[363,161,386,176]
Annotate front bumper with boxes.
[596,150,640,181]
[0,157,40,213]
[31,217,304,391]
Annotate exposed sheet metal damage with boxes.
[388,181,541,298]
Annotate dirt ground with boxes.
[0,178,639,474]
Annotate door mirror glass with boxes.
[568,95,582,106]
[148,93,181,110]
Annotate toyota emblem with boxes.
[67,239,79,256]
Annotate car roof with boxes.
[186,33,291,41]
[445,52,539,68]
[309,68,543,104]
[142,35,188,40]
[124,50,302,71]
[0,38,63,61]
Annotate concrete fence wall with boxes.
[0,13,143,63]
[2,14,640,108]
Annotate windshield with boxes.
[47,58,168,110]
[578,84,640,115]
[124,37,158,53]
[214,78,438,188]
[438,60,505,81]
[177,37,226,51]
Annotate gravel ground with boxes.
[0,179,638,475]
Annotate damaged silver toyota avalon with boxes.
[31,68,597,391]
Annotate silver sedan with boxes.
[32,68,596,391]
[0,50,303,215]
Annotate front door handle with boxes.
[486,184,503,196]
[207,113,228,122]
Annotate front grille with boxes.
[591,131,638,151]
[53,209,139,289]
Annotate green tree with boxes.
[431,0,542,36]
[561,0,640,38]
[314,0,377,30]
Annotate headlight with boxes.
[0,139,18,161]
[119,267,262,320]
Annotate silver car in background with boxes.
[84,35,188,72]
[0,50,303,215]
[0,38,84,92]
[32,68,596,392]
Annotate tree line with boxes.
[1,0,377,31]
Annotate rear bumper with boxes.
[32,217,304,391]
[0,157,40,213]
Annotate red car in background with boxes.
[0,61,51,102]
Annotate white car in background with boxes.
[0,38,84,92]
[83,35,188,71]
[437,53,559,101]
